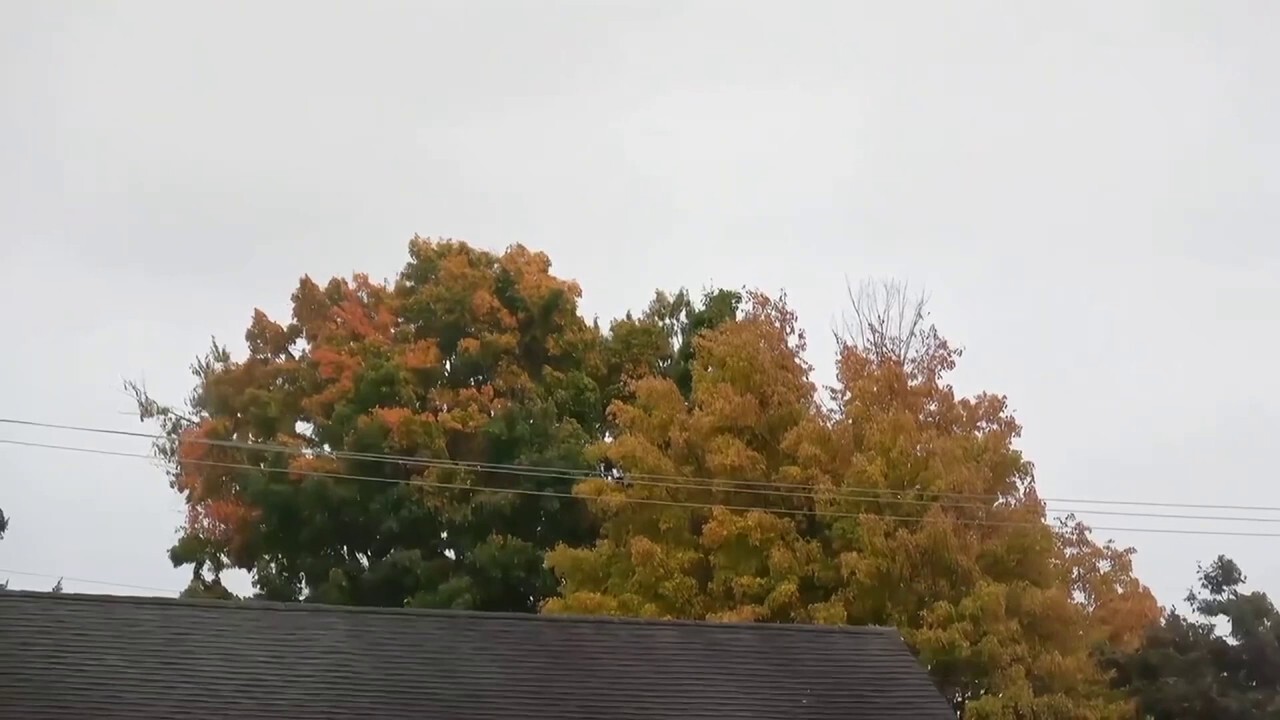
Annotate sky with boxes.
[1,1,1277,607]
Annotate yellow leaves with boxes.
[690,298,814,429]
[569,477,632,517]
[401,339,442,371]
[708,605,765,623]
[543,285,1141,716]
[700,508,795,550]
[1055,517,1160,652]
[608,376,687,447]
[433,386,496,433]
[766,544,801,577]
[547,536,706,620]
[688,384,764,436]
[542,591,626,617]
[499,243,582,312]
[764,581,800,613]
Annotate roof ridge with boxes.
[1,590,901,637]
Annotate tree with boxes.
[1112,556,1280,719]
[1,506,7,590]
[131,237,610,611]
[547,282,1156,719]
[599,287,742,410]
[547,290,820,621]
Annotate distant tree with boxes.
[1111,555,1280,719]
[180,576,236,601]
[1,506,7,590]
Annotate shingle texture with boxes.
[1,591,953,719]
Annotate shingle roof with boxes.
[0,591,953,719]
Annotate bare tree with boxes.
[837,278,954,378]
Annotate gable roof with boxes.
[0,591,953,719]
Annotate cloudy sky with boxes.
[1,1,1277,606]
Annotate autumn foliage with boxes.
[137,238,1163,717]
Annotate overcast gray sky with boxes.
[1,1,1277,606]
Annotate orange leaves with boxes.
[170,419,261,551]
[310,345,361,382]
[174,420,232,498]
[467,287,504,321]
[1055,517,1159,652]
[286,454,340,483]
[308,273,397,345]
[334,295,384,342]
[302,345,362,419]
[371,406,414,433]
[456,337,482,357]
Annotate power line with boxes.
[104,437,1280,523]
[7,437,1280,539]
[0,568,179,595]
[4,417,1280,517]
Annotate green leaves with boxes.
[1112,556,1280,719]
[136,238,614,612]
[136,240,1170,718]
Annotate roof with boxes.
[0,591,954,719]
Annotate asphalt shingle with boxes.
[0,591,954,719]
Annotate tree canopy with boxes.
[133,239,608,609]
[547,281,1158,719]
[1111,556,1280,719]
[131,237,740,610]
[136,238,1164,717]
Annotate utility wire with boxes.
[3,417,1277,515]
[6,437,1280,539]
[0,568,179,595]
[3,417,1280,518]
[83,435,1280,523]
